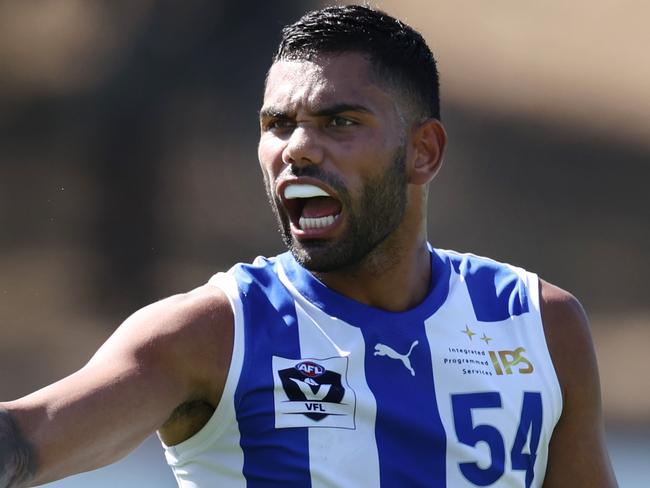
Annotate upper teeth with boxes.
[284,184,329,199]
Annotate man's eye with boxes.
[265,119,294,131]
[328,116,355,128]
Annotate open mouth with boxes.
[281,183,343,233]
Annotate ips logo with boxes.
[489,347,534,375]
[273,356,356,430]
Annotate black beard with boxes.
[265,146,408,273]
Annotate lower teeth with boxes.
[299,214,338,230]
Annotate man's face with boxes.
[258,52,409,272]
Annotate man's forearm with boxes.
[0,408,36,488]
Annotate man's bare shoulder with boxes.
[87,282,234,406]
[539,279,587,323]
[127,282,232,335]
[156,283,234,393]
[540,280,597,386]
[104,282,231,342]
[538,279,595,395]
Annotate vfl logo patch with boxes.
[273,356,356,429]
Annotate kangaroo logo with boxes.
[374,340,419,376]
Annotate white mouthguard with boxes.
[284,184,330,199]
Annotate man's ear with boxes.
[408,118,447,185]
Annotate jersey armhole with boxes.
[526,271,564,426]
[160,272,245,464]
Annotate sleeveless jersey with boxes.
[160,247,562,487]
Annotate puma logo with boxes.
[374,340,419,376]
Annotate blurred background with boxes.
[0,0,648,485]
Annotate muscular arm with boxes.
[0,284,233,487]
[540,280,617,487]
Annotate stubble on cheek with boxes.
[262,174,293,248]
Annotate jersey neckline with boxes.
[276,245,451,326]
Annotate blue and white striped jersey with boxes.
[161,247,562,487]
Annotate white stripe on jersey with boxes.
[279,266,382,487]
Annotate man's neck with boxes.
[313,238,431,312]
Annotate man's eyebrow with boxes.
[258,107,287,119]
[258,103,372,119]
[312,103,373,117]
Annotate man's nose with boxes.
[282,125,324,167]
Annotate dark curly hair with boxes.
[273,5,441,121]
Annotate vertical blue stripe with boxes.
[360,322,447,487]
[233,263,312,487]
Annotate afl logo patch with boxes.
[295,361,325,378]
[272,355,356,430]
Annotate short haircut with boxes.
[274,4,441,121]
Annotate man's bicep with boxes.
[540,280,617,487]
